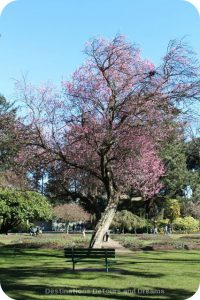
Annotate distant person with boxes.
[168,224,172,234]
[164,225,168,234]
[105,230,110,242]
[154,227,158,234]
[30,227,37,236]
[82,227,86,238]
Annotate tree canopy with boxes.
[164,199,181,222]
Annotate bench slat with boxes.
[65,252,115,256]
[64,248,115,252]
[65,255,115,258]
[64,249,115,255]
[64,253,115,256]
[64,248,115,250]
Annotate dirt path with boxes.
[101,238,132,253]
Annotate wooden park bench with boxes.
[64,248,115,272]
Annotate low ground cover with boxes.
[1,232,200,250]
[0,233,90,249]
[112,233,200,250]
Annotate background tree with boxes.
[164,199,181,224]
[160,140,190,198]
[0,188,52,234]
[184,201,200,219]
[0,95,18,170]
[53,203,90,233]
[186,137,200,171]
[185,138,200,198]
[0,170,29,190]
[0,94,33,191]
[141,138,190,221]
[16,36,200,247]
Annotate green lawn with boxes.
[0,246,199,300]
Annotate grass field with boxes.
[0,233,200,300]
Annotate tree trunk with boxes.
[0,218,20,234]
[0,224,9,234]
[0,220,11,234]
[65,222,69,234]
[89,194,119,248]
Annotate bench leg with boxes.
[72,259,75,271]
[105,257,108,273]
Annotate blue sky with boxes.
[0,0,199,100]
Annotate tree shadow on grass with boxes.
[0,247,63,258]
[68,268,165,278]
[1,283,195,300]
[0,262,165,287]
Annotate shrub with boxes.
[0,188,52,234]
[12,222,32,233]
[111,210,146,233]
[173,217,199,233]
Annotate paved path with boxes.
[101,238,132,253]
